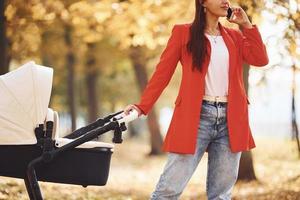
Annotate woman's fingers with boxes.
[123,104,142,116]
[231,6,242,14]
[227,6,250,26]
[123,105,133,115]
[228,7,240,21]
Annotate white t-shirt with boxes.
[204,33,229,96]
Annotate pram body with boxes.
[0,61,138,199]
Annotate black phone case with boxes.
[227,7,232,19]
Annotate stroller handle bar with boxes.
[112,110,139,124]
[64,109,139,140]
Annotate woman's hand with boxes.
[227,6,253,29]
[123,104,143,117]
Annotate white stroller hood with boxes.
[0,61,53,145]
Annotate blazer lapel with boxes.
[218,22,237,98]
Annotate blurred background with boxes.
[0,0,300,199]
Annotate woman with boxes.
[124,0,269,199]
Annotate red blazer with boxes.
[134,21,269,154]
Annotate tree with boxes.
[231,0,266,181]
[0,0,9,75]
[129,46,163,154]
[85,43,99,123]
[109,0,190,155]
[268,0,300,157]
[64,24,77,131]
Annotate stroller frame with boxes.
[0,61,139,200]
[23,110,127,200]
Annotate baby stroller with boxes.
[0,61,138,200]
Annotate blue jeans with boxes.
[150,100,242,200]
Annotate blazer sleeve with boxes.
[133,24,182,115]
[237,25,269,66]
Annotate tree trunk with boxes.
[237,62,257,181]
[0,0,9,75]
[236,4,257,181]
[129,46,163,155]
[128,122,138,138]
[85,43,99,123]
[64,25,77,131]
[291,64,300,157]
[41,31,54,107]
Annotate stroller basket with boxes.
[0,61,138,200]
[0,144,113,186]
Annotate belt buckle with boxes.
[215,96,221,103]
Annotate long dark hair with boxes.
[187,0,207,72]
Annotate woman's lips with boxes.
[221,4,229,9]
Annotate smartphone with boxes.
[226,7,233,19]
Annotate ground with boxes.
[0,137,299,200]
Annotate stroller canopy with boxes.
[0,61,53,145]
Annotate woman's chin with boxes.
[210,11,228,18]
[215,11,228,18]
[220,11,228,17]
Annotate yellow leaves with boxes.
[94,11,111,24]
[10,22,41,62]
[60,9,69,21]
[82,30,104,44]
[111,2,123,14]
[289,41,299,58]
[4,4,16,21]
[107,0,191,50]
[132,32,156,49]
[291,12,300,21]
[67,1,113,43]
[2,0,190,50]
[71,16,87,26]
[251,13,263,25]
[31,3,47,20]
[137,17,149,29]
[69,1,112,23]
